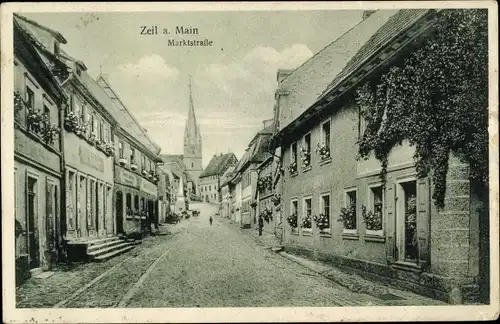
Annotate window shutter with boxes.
[417,177,431,269]
[385,183,396,264]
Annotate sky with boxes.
[23,10,364,167]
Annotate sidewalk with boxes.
[229,220,446,306]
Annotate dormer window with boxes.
[54,41,60,56]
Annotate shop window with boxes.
[134,195,139,213]
[126,193,132,215]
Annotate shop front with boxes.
[64,136,114,241]
[115,166,158,236]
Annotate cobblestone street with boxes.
[16,203,444,308]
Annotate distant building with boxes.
[199,153,238,203]
[229,122,273,228]
[162,78,203,199]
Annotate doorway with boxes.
[395,179,418,264]
[27,177,40,269]
[115,191,123,234]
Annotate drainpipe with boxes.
[58,97,67,261]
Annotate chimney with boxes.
[362,10,376,20]
[277,69,294,85]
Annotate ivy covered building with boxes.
[271,9,489,304]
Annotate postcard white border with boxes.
[1,1,499,323]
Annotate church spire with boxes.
[185,75,200,139]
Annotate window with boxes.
[134,195,139,213]
[126,193,132,216]
[118,141,124,159]
[54,41,60,56]
[67,171,76,229]
[291,142,297,164]
[43,105,50,131]
[343,189,357,232]
[90,113,95,134]
[209,185,211,191]
[302,197,312,230]
[366,185,384,235]
[301,133,311,169]
[130,148,135,164]
[192,162,194,168]
[26,86,35,109]
[320,120,331,160]
[142,154,146,171]
[399,180,418,262]
[320,193,331,233]
[99,121,104,141]
[290,199,299,232]
[150,161,153,174]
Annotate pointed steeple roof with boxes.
[185,76,201,141]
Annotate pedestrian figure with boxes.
[209,215,213,226]
[258,215,264,236]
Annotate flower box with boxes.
[142,170,148,176]
[286,213,298,229]
[288,162,297,175]
[361,204,383,231]
[105,144,115,156]
[315,142,330,161]
[119,158,128,166]
[130,164,138,171]
[338,203,356,230]
[313,213,330,231]
[301,213,312,229]
[300,147,311,170]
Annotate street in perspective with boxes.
[7,5,493,313]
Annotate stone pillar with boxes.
[431,153,476,304]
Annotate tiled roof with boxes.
[200,153,238,178]
[14,13,67,44]
[318,9,432,100]
[160,154,184,166]
[96,76,161,156]
[278,10,397,131]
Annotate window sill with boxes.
[391,261,422,273]
[364,233,385,243]
[319,157,332,166]
[301,166,312,173]
[301,229,313,236]
[289,172,298,178]
[319,229,332,238]
[291,229,299,236]
[342,231,359,240]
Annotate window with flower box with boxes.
[118,141,124,159]
[130,148,136,165]
[340,188,357,236]
[364,184,384,237]
[300,133,312,171]
[301,196,312,234]
[288,199,298,233]
[316,193,331,235]
[317,120,331,162]
[289,142,298,175]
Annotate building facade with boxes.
[95,76,162,236]
[272,9,489,304]
[13,16,68,283]
[255,157,275,235]
[199,153,238,203]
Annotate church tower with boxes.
[183,76,203,195]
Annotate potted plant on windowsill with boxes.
[287,213,298,230]
[315,142,330,161]
[119,158,128,166]
[338,203,356,230]
[130,163,138,171]
[42,124,60,146]
[105,144,115,156]
[142,169,148,177]
[288,162,297,175]
[14,91,25,120]
[313,213,330,232]
[301,213,312,229]
[64,111,79,131]
[300,147,311,170]
[250,201,257,208]
[361,204,383,232]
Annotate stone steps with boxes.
[93,245,136,262]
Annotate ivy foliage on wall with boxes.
[355,9,488,208]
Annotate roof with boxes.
[160,154,184,167]
[14,14,67,44]
[200,153,238,178]
[278,10,398,131]
[318,9,432,100]
[96,76,161,157]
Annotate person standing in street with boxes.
[209,215,213,226]
[258,215,264,236]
